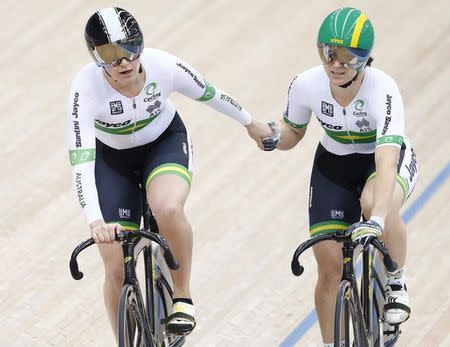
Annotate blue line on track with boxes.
[279,160,450,347]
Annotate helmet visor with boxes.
[92,34,143,67]
[317,43,369,70]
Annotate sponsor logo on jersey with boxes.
[356,118,372,132]
[146,100,161,114]
[75,172,86,208]
[145,82,157,95]
[119,208,131,219]
[386,94,392,115]
[72,92,79,119]
[309,186,314,208]
[354,100,364,111]
[176,62,205,89]
[331,210,345,219]
[73,120,82,148]
[220,93,242,111]
[95,119,132,128]
[405,147,418,182]
[381,94,393,135]
[144,92,161,102]
[318,118,342,130]
[143,82,162,102]
[321,101,334,117]
[381,116,391,135]
[353,100,367,117]
[109,100,124,115]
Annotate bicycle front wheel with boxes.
[119,283,153,347]
[334,280,364,347]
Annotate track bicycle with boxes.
[70,187,186,347]
[291,230,402,346]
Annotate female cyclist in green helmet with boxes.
[247,7,417,346]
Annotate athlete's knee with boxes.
[104,261,123,287]
[151,199,185,221]
[98,246,124,286]
[360,192,374,219]
[317,262,341,288]
[315,253,342,290]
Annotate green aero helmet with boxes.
[317,7,374,71]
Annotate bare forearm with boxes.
[277,121,306,150]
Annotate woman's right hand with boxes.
[245,120,274,150]
[89,219,123,243]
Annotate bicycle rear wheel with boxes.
[334,280,364,347]
[119,283,153,347]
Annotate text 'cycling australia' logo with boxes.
[144,82,161,102]
[353,99,367,117]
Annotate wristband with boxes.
[369,215,385,230]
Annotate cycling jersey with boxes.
[67,48,252,223]
[283,66,405,155]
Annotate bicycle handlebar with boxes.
[291,232,397,277]
[69,229,179,280]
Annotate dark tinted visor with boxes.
[93,34,143,67]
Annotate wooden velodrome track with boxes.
[1,0,449,346]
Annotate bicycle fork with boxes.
[340,243,370,347]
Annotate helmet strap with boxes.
[338,71,359,88]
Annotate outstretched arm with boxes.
[276,120,307,150]
[172,57,253,125]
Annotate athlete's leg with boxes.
[146,173,192,300]
[94,139,143,342]
[308,144,366,344]
[361,179,411,324]
[97,243,124,343]
[313,241,343,343]
[360,181,406,266]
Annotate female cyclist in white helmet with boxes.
[68,6,260,342]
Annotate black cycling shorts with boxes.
[94,112,193,229]
[308,140,418,237]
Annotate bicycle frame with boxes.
[291,232,400,347]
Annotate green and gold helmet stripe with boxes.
[350,13,368,48]
[146,163,192,188]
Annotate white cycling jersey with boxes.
[67,48,252,223]
[284,65,405,155]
